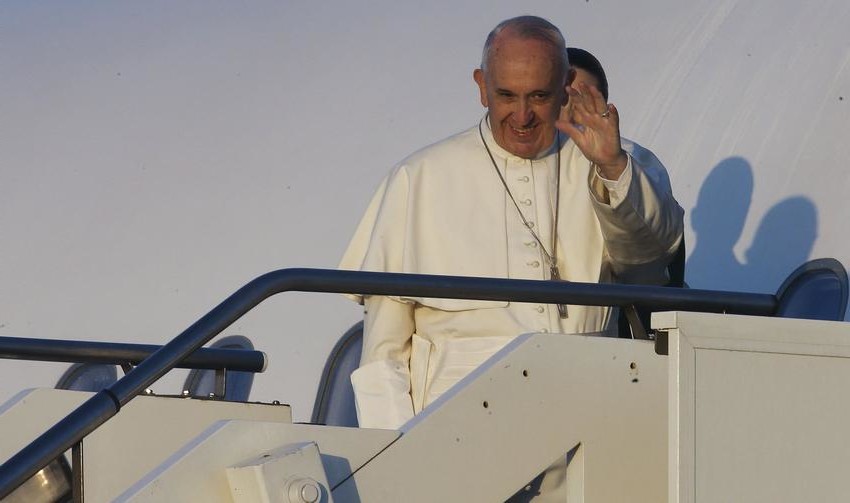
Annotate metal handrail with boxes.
[0,268,778,497]
[0,336,267,372]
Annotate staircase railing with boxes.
[0,267,778,498]
[0,336,266,372]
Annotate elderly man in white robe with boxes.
[341,13,682,456]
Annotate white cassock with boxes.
[339,116,684,429]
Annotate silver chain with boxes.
[478,118,561,273]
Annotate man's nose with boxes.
[514,99,533,125]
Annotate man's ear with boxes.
[473,68,488,107]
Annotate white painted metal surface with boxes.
[656,311,850,503]
[119,422,399,502]
[343,333,668,502]
[114,333,668,502]
[227,442,332,503]
[0,389,292,502]
[6,314,850,501]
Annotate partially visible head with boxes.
[567,47,609,101]
[692,156,753,246]
[473,16,570,159]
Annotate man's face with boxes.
[474,35,568,159]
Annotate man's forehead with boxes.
[490,33,554,61]
[486,35,563,72]
[484,40,564,82]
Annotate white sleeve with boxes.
[350,295,416,429]
[589,140,684,285]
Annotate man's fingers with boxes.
[566,88,593,124]
[605,103,619,124]
[567,86,589,114]
[555,118,581,137]
[581,82,607,113]
[568,85,613,124]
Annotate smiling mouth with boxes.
[509,124,536,137]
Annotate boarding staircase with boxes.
[0,260,847,502]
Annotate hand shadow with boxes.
[742,196,818,294]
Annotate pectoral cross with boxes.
[550,264,568,319]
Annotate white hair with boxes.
[480,15,569,75]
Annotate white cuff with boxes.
[596,156,633,208]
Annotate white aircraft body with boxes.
[2,0,848,424]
